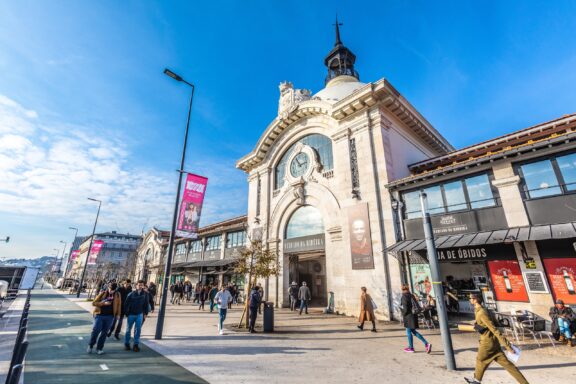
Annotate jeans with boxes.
[219,308,228,330]
[108,314,124,337]
[290,296,298,311]
[209,299,215,312]
[558,318,573,338]
[89,315,114,350]
[125,313,143,345]
[406,328,428,349]
[299,300,308,314]
[249,307,258,331]
[199,300,205,310]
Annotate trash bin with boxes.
[263,301,274,332]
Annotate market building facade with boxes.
[386,113,576,317]
[237,25,452,319]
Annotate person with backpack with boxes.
[465,293,528,384]
[401,285,431,353]
[357,286,376,332]
[248,285,262,333]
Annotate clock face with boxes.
[290,152,310,177]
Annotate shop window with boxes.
[226,231,246,248]
[190,240,202,253]
[556,153,576,192]
[206,235,221,251]
[444,180,467,212]
[423,185,445,215]
[275,134,334,189]
[464,174,496,209]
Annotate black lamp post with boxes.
[77,198,101,298]
[155,68,195,340]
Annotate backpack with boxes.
[410,295,422,315]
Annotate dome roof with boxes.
[314,76,366,104]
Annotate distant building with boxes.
[135,216,247,289]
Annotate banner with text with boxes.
[176,173,208,239]
[487,260,529,302]
[87,240,104,265]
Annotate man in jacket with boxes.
[248,285,262,333]
[215,286,233,335]
[88,282,121,355]
[465,293,528,384]
[298,281,311,315]
[123,280,149,352]
[549,299,576,346]
[288,281,299,311]
[107,279,132,339]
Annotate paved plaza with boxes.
[60,289,576,384]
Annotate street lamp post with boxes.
[77,198,102,298]
[59,240,67,276]
[155,68,195,340]
[61,227,78,284]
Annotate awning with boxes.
[386,222,576,254]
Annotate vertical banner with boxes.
[346,203,375,270]
[87,240,104,265]
[487,260,529,302]
[176,173,208,239]
[410,264,434,298]
[542,258,576,305]
[70,250,80,262]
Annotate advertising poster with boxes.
[542,258,576,305]
[346,203,374,270]
[410,264,434,298]
[176,173,208,239]
[487,260,529,302]
[87,240,104,265]
[70,250,80,262]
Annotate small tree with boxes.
[234,238,280,328]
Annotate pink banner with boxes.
[177,173,208,239]
[70,250,80,262]
[87,240,104,265]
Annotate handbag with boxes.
[370,297,378,310]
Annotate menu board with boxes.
[523,271,549,293]
[487,260,529,302]
[542,258,576,305]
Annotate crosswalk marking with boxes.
[100,364,109,371]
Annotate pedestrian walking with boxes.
[184,281,192,303]
[248,285,262,333]
[298,281,311,315]
[148,282,157,313]
[123,280,150,352]
[214,285,233,335]
[288,281,299,311]
[465,293,528,384]
[87,282,121,355]
[174,281,184,305]
[169,283,175,304]
[401,285,431,354]
[107,279,132,340]
[208,285,218,312]
[198,286,207,310]
[227,285,235,309]
[357,286,376,332]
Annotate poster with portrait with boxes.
[346,203,374,270]
[87,240,104,265]
[542,258,576,305]
[176,173,208,239]
[410,264,434,298]
[487,260,529,302]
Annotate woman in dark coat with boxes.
[357,287,376,332]
[401,285,431,353]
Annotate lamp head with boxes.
[164,68,183,82]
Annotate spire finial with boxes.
[334,15,343,46]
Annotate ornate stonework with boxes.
[278,81,311,117]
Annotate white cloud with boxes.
[0,94,175,234]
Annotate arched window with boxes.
[285,206,324,239]
[275,134,334,189]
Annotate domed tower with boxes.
[324,17,359,85]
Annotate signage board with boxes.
[283,234,325,254]
[19,267,40,290]
[542,258,576,305]
[487,260,529,302]
[523,271,549,294]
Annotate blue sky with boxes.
[1,1,575,259]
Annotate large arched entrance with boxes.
[284,205,327,306]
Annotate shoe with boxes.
[371,329,377,333]
[570,339,576,347]
[219,330,224,335]
[426,343,432,354]
[403,348,415,353]
[357,325,363,331]
[96,350,104,355]
[124,344,131,351]
[114,334,120,341]
[559,335,566,343]
[87,346,93,354]
[133,344,140,352]
[464,379,481,384]
[106,333,111,338]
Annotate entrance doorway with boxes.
[288,252,327,306]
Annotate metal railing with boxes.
[5,289,30,384]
